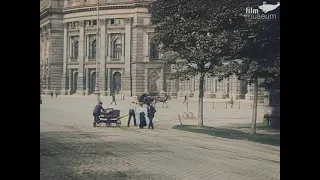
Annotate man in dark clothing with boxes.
[147,102,156,129]
[128,101,137,127]
[183,94,187,104]
[50,92,54,99]
[93,102,106,127]
[110,93,116,105]
[230,97,234,108]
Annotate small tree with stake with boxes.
[149,0,244,127]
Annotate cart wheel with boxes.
[116,120,121,127]
[96,121,101,127]
[106,122,111,127]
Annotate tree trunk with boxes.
[198,74,205,128]
[251,77,258,135]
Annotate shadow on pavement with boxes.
[172,125,280,147]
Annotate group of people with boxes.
[92,97,157,129]
[128,100,156,129]
[50,90,59,99]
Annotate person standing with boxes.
[183,93,187,104]
[138,103,147,129]
[128,100,137,127]
[55,90,58,98]
[230,96,234,108]
[50,91,54,99]
[93,102,106,127]
[110,93,116,105]
[147,102,156,129]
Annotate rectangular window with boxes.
[111,19,120,25]
[150,43,160,60]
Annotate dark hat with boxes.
[99,102,103,104]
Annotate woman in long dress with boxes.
[138,103,147,129]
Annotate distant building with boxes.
[40,0,263,99]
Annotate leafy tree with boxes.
[215,0,280,133]
[149,0,244,127]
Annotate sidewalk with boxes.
[43,94,257,103]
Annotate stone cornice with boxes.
[133,61,165,64]
[63,3,150,14]
[40,8,63,22]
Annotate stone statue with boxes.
[151,82,157,92]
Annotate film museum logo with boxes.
[244,1,280,20]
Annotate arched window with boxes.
[112,38,122,59]
[150,42,160,60]
[89,39,96,58]
[73,40,79,59]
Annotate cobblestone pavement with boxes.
[40,96,279,180]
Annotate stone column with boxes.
[193,74,200,98]
[123,18,132,96]
[85,68,90,95]
[107,33,111,61]
[205,76,213,98]
[159,69,166,96]
[184,79,189,94]
[76,21,85,95]
[245,83,254,100]
[144,68,148,93]
[61,23,68,95]
[212,78,217,97]
[143,32,149,62]
[177,80,184,98]
[121,33,125,61]
[86,36,89,59]
[69,37,72,59]
[216,79,225,98]
[229,75,240,99]
[68,69,72,95]
[169,79,177,98]
[106,69,111,95]
[99,19,107,95]
[46,29,52,94]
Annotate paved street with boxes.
[40,96,279,180]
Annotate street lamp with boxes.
[93,0,101,103]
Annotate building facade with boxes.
[40,0,263,99]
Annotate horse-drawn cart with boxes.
[97,108,121,127]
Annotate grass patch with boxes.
[172,125,280,146]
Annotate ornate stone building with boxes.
[40,0,263,99]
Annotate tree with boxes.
[149,0,244,127]
[215,0,280,134]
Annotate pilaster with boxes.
[76,21,85,95]
[99,19,107,96]
[61,22,68,95]
[245,83,254,100]
[106,68,111,95]
[159,68,166,96]
[204,76,214,98]
[85,68,90,95]
[68,69,72,95]
[124,18,132,76]
[144,68,148,93]
[169,79,177,98]
[215,80,225,98]
[193,74,200,98]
